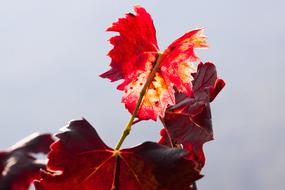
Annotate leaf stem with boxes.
[159,116,174,148]
[115,53,163,150]
[192,182,198,190]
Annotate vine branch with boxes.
[114,53,163,150]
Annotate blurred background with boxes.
[0,0,284,189]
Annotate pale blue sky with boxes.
[0,0,284,189]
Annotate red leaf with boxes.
[159,62,225,168]
[160,29,208,96]
[122,70,175,120]
[101,6,208,120]
[0,133,54,190]
[35,119,202,190]
[100,6,158,83]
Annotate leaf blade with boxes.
[35,119,202,190]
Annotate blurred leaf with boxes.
[0,133,54,190]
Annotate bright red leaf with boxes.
[0,133,54,190]
[159,62,225,169]
[100,6,159,82]
[101,6,207,120]
[35,118,202,190]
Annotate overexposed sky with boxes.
[0,1,284,189]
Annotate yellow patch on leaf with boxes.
[189,29,208,48]
[122,72,175,120]
[178,62,197,83]
[142,72,175,117]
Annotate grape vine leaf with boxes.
[34,118,202,190]
[101,6,207,121]
[159,62,225,169]
[0,133,54,190]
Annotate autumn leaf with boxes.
[100,6,159,82]
[0,133,54,190]
[101,6,207,120]
[159,62,225,168]
[34,118,202,190]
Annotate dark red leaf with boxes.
[35,118,202,190]
[209,79,226,102]
[159,62,225,168]
[0,133,54,190]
